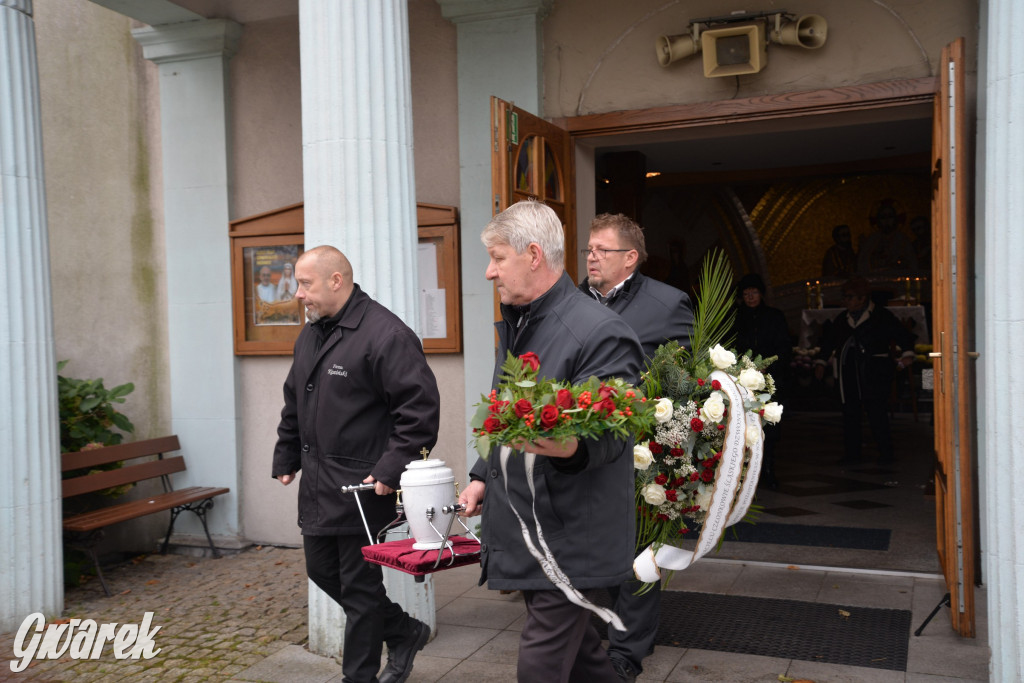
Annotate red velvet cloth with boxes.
[361,536,481,576]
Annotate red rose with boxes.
[539,404,559,429]
[655,473,668,485]
[669,447,685,457]
[596,398,616,416]
[514,398,534,418]
[649,442,663,454]
[711,380,721,391]
[598,384,617,400]
[519,352,540,372]
[701,469,714,483]
[697,378,705,386]
[716,424,725,431]
[555,389,574,409]
[483,417,503,433]
[690,417,704,432]
[489,400,509,414]
[665,489,678,502]
[689,472,699,482]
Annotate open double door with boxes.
[490,38,976,637]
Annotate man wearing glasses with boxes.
[578,213,694,682]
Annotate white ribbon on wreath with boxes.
[499,445,627,632]
[632,369,763,583]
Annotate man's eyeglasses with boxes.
[581,248,630,260]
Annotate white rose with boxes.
[762,402,784,424]
[642,483,667,506]
[700,391,726,423]
[745,424,762,448]
[709,344,737,370]
[633,444,654,470]
[694,489,713,511]
[738,368,766,391]
[653,397,674,424]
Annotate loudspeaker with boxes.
[655,33,700,67]
[770,14,828,49]
[701,22,766,78]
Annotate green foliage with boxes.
[689,249,737,361]
[57,361,138,588]
[57,359,136,453]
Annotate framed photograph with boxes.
[230,204,305,355]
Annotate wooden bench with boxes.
[61,435,230,595]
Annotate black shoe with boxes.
[379,619,430,683]
[611,658,638,683]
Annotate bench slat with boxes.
[63,486,230,533]
[61,456,187,499]
[62,435,182,471]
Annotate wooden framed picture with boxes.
[230,204,305,356]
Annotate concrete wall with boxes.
[35,0,168,554]
[37,1,167,442]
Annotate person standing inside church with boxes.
[815,276,915,464]
[578,213,694,683]
[733,273,791,489]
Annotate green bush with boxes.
[57,359,135,452]
[57,360,136,588]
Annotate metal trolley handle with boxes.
[340,483,409,545]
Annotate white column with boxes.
[300,0,418,323]
[436,0,551,486]
[979,1,1024,679]
[131,19,243,544]
[0,0,62,631]
[298,0,429,655]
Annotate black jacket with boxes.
[470,272,643,590]
[272,285,440,536]
[819,302,915,403]
[579,271,694,358]
[733,303,792,391]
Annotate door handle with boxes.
[968,351,979,359]
[928,352,942,358]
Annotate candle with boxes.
[815,280,822,309]
[806,281,812,309]
[914,278,921,302]
[904,277,911,304]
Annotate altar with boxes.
[799,305,930,349]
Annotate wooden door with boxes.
[490,97,576,284]
[930,37,976,637]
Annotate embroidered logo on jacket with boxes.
[327,364,349,377]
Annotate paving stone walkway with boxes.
[1,546,311,682]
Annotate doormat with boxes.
[703,522,891,550]
[594,591,911,671]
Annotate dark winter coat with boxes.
[819,302,916,403]
[272,285,440,536]
[579,271,694,358]
[470,272,644,591]
[733,303,792,392]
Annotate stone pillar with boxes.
[0,0,63,631]
[297,0,430,655]
[979,0,1024,679]
[131,19,243,544]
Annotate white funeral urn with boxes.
[400,459,456,549]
